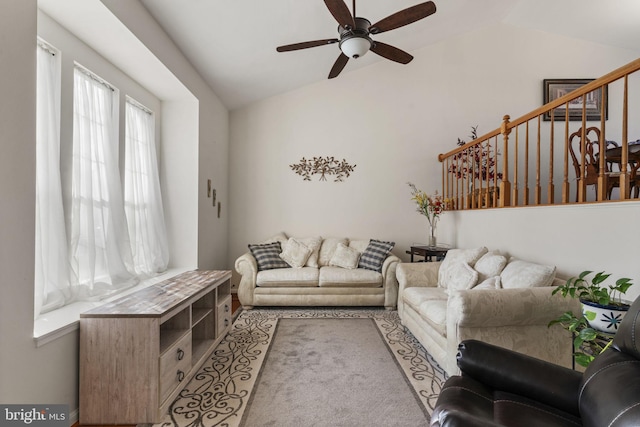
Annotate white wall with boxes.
[452,202,640,301]
[0,0,230,417]
[0,0,74,404]
[229,22,640,295]
[101,0,231,270]
[160,98,199,268]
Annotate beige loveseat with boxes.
[235,233,401,310]
[397,247,580,376]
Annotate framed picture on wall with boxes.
[542,79,608,121]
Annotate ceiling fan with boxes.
[276,0,437,79]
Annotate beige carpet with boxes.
[150,308,447,427]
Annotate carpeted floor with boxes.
[150,308,447,427]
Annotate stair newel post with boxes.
[499,115,512,207]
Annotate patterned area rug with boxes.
[150,308,447,427]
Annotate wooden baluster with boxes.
[535,115,542,204]
[548,111,555,204]
[483,139,492,207]
[480,141,486,208]
[458,153,464,209]
[447,158,453,210]
[524,120,530,205]
[470,146,477,209]
[460,154,464,209]
[598,85,607,201]
[492,136,498,207]
[513,126,519,206]
[441,160,446,209]
[578,109,587,202]
[562,106,570,203]
[620,76,629,199]
[499,115,511,207]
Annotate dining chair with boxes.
[568,126,621,201]
[631,168,640,198]
[630,141,640,198]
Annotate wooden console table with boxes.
[79,270,232,425]
[406,245,452,262]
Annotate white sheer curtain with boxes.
[124,99,169,275]
[70,67,137,300]
[35,41,71,317]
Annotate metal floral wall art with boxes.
[290,156,356,182]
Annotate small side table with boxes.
[406,244,452,262]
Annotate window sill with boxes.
[33,267,191,347]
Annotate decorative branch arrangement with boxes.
[290,156,357,182]
[448,125,503,181]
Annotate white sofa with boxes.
[235,233,401,310]
[397,247,580,376]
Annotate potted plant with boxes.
[548,311,613,368]
[550,271,634,367]
[552,270,633,333]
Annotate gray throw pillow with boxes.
[358,239,395,272]
[248,242,291,271]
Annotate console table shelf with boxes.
[79,270,232,425]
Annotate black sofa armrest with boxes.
[456,339,582,416]
[431,409,504,427]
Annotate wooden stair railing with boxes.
[439,57,640,210]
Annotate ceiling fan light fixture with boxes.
[339,36,371,59]
[276,1,437,78]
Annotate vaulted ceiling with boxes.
[40,0,640,111]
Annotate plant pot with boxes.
[580,299,630,333]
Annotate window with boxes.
[70,65,138,299]
[124,98,169,275]
[35,40,69,317]
[35,55,169,319]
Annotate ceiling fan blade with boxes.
[328,53,349,79]
[369,1,436,34]
[277,39,339,52]
[370,42,413,64]
[323,0,355,29]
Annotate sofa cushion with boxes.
[417,300,447,336]
[292,236,322,268]
[474,252,508,282]
[402,287,448,313]
[256,267,319,287]
[329,243,361,269]
[473,276,501,290]
[318,237,348,266]
[438,247,488,288]
[358,239,395,272]
[248,242,291,271]
[319,266,382,288]
[279,238,313,268]
[447,261,479,291]
[500,258,556,289]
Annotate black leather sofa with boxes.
[431,295,640,426]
